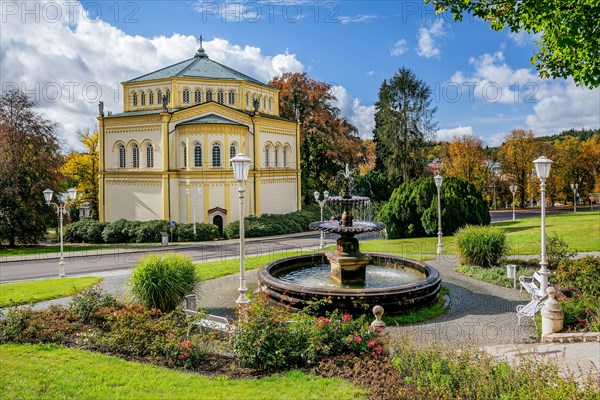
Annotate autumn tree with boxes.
[373,68,437,185]
[498,129,536,207]
[441,135,487,191]
[0,90,63,246]
[553,135,598,203]
[581,134,600,194]
[61,129,99,219]
[269,73,361,200]
[427,0,600,88]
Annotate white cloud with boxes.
[0,1,304,151]
[508,31,542,47]
[391,39,408,56]
[338,15,379,25]
[436,126,474,142]
[450,51,600,135]
[367,70,375,76]
[416,20,445,58]
[329,86,375,139]
[349,99,375,139]
[487,132,508,147]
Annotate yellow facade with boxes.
[98,49,300,231]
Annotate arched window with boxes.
[264,145,270,167]
[228,91,235,105]
[119,145,126,168]
[132,92,138,107]
[146,144,154,168]
[149,91,154,105]
[165,89,170,104]
[194,89,201,104]
[182,144,187,167]
[217,90,224,104]
[269,98,273,111]
[140,92,146,106]
[132,144,140,168]
[274,145,279,167]
[183,89,190,104]
[283,146,289,167]
[229,143,236,165]
[212,143,221,167]
[263,97,267,110]
[157,90,162,104]
[206,90,213,102]
[194,144,202,167]
[246,93,250,108]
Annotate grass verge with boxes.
[384,286,450,326]
[195,249,315,281]
[455,265,537,289]
[0,277,103,307]
[0,343,364,400]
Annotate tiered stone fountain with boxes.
[258,165,442,314]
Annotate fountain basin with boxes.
[257,253,442,315]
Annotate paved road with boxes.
[0,232,332,282]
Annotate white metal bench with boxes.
[516,299,544,326]
[519,271,546,300]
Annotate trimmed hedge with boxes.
[65,219,218,244]
[224,206,321,239]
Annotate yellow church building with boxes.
[98,44,301,233]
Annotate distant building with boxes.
[98,43,301,233]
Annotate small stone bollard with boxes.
[371,305,386,330]
[184,294,197,311]
[541,287,564,336]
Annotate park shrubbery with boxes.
[129,254,198,312]
[224,206,321,239]
[456,225,508,268]
[65,219,218,244]
[377,176,490,239]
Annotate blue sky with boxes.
[1,0,598,150]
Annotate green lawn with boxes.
[0,344,364,400]
[0,277,103,307]
[359,211,599,257]
[195,249,315,281]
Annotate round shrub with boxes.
[456,225,508,268]
[101,218,133,243]
[174,223,219,242]
[378,176,490,239]
[64,219,106,243]
[129,254,198,312]
[132,220,169,243]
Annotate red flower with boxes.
[367,340,378,348]
[578,318,586,324]
[354,335,362,343]
[343,314,351,323]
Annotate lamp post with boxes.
[434,174,443,255]
[530,168,535,208]
[43,187,77,277]
[509,185,518,220]
[194,186,202,238]
[185,180,191,224]
[231,153,251,305]
[313,190,329,249]
[534,156,553,297]
[570,183,578,213]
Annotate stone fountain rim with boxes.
[308,221,386,234]
[258,252,441,296]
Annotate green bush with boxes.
[131,220,170,243]
[547,233,576,270]
[559,295,600,332]
[456,225,508,268]
[224,206,321,239]
[69,286,120,322]
[64,219,107,243]
[378,176,490,239]
[556,256,600,297]
[101,218,134,243]
[174,223,219,242]
[129,254,198,312]
[233,296,377,371]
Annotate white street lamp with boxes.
[570,183,578,213]
[314,190,329,249]
[185,179,191,225]
[231,153,251,305]
[533,156,553,297]
[43,187,77,277]
[434,174,443,255]
[509,185,518,221]
[194,186,202,238]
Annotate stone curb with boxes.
[542,332,600,343]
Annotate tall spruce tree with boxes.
[373,68,437,185]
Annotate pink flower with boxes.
[343,314,351,323]
[578,318,586,324]
[367,340,378,348]
[354,336,362,343]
